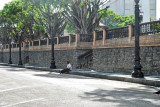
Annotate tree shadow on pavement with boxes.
[34,73,92,79]
[79,88,160,107]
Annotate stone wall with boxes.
[1,46,160,75]
[0,49,89,69]
[92,46,160,75]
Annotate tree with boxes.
[100,9,135,28]
[28,0,67,38]
[63,0,109,34]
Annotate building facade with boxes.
[105,0,158,22]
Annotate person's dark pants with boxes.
[60,68,70,74]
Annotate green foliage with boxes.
[65,22,75,34]
[100,9,135,28]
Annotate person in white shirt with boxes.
[60,61,72,74]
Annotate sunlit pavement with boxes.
[0,65,160,107]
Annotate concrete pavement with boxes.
[0,65,160,107]
[0,63,160,87]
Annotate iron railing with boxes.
[33,40,39,46]
[6,45,8,49]
[96,31,103,40]
[59,36,69,44]
[30,42,32,46]
[40,39,47,45]
[133,21,160,36]
[49,38,57,44]
[80,34,93,42]
[71,34,76,43]
[140,21,160,35]
[12,44,16,48]
[106,26,129,39]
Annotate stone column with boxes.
[39,39,41,49]
[103,29,106,46]
[69,34,71,47]
[75,34,80,47]
[47,38,49,47]
[128,24,133,43]
[93,31,96,47]
[57,37,59,45]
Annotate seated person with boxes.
[60,61,72,74]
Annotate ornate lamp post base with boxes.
[131,71,144,78]
[132,65,144,78]
[8,60,12,64]
[132,59,144,78]
[18,61,23,66]
[50,60,56,69]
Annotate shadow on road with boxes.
[79,88,160,106]
[34,73,92,79]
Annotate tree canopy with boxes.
[100,9,135,28]
[0,0,135,44]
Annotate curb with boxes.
[71,71,160,87]
[0,63,160,87]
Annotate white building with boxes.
[105,0,159,22]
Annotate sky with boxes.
[0,0,12,10]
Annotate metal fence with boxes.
[40,39,47,45]
[106,26,129,39]
[140,21,160,35]
[33,40,39,46]
[59,36,69,44]
[71,34,76,43]
[80,34,93,42]
[96,31,103,40]
[49,38,57,44]
[12,44,16,48]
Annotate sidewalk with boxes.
[0,63,160,87]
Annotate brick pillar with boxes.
[28,41,30,49]
[32,41,33,47]
[128,23,133,43]
[93,31,96,47]
[57,37,59,45]
[39,39,41,48]
[23,42,26,51]
[103,29,106,46]
[75,34,80,47]
[69,34,71,47]
[47,38,49,47]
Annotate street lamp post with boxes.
[8,35,12,64]
[18,32,23,66]
[131,0,144,78]
[50,23,56,69]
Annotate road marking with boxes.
[0,86,32,93]
[2,98,45,107]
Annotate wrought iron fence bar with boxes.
[59,36,69,44]
[71,34,76,43]
[133,20,160,36]
[106,26,128,39]
[96,31,103,40]
[80,34,93,42]
[13,44,16,48]
[33,40,39,46]
[54,38,57,44]
[6,45,8,49]
[40,39,47,45]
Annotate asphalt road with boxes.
[0,65,160,107]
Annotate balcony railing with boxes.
[1,21,160,51]
[106,26,129,39]
[80,34,93,42]
[96,31,103,40]
[59,36,69,44]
